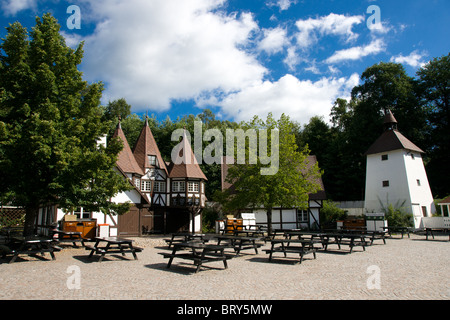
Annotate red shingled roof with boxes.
[132,117,168,175]
[168,130,207,180]
[112,122,144,176]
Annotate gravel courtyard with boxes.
[0,233,448,300]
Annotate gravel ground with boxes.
[0,233,449,301]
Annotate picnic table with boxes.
[51,230,84,247]
[159,241,230,273]
[214,234,263,255]
[284,230,369,253]
[3,236,57,263]
[382,226,411,238]
[164,233,208,247]
[264,238,318,264]
[424,227,450,241]
[84,237,143,262]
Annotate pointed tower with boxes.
[166,129,208,233]
[112,118,144,181]
[133,116,168,206]
[364,110,435,228]
[168,129,207,208]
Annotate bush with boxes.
[320,200,347,227]
[382,203,413,228]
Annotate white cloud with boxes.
[1,0,37,15]
[390,51,427,68]
[295,13,364,49]
[79,0,267,111]
[326,39,385,64]
[203,73,360,124]
[258,27,288,54]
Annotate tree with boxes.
[0,14,131,235]
[417,53,450,197]
[214,113,322,234]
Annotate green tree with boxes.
[214,113,322,234]
[0,14,131,235]
[417,53,450,197]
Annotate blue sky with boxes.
[1,0,449,125]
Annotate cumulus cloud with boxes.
[295,13,365,49]
[1,0,37,15]
[79,0,266,111]
[258,27,288,54]
[390,51,427,68]
[202,73,360,124]
[326,39,385,64]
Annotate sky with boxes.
[0,0,449,125]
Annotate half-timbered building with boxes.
[36,117,207,237]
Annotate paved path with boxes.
[0,234,449,300]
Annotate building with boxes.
[363,110,435,229]
[221,155,326,230]
[36,117,207,236]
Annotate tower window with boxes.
[382,180,389,187]
[411,154,415,160]
[381,154,388,161]
[417,179,421,186]
[188,182,199,192]
[141,180,151,192]
[148,155,157,166]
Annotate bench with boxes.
[264,239,317,264]
[85,244,143,262]
[159,251,229,273]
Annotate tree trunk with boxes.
[23,205,39,237]
[267,207,273,236]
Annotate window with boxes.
[411,154,415,160]
[74,207,90,219]
[381,154,388,161]
[172,181,185,192]
[382,180,389,187]
[417,179,421,186]
[422,206,427,217]
[297,210,308,222]
[134,177,140,188]
[148,155,156,166]
[188,182,199,192]
[154,181,166,193]
[171,195,186,206]
[141,180,151,192]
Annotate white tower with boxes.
[364,110,435,229]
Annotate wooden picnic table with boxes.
[85,237,143,262]
[382,226,411,238]
[164,233,208,247]
[264,238,318,264]
[213,234,263,255]
[5,236,57,263]
[51,230,84,247]
[284,230,370,253]
[159,241,230,273]
[424,227,450,241]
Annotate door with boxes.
[118,206,140,236]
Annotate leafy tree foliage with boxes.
[0,14,131,235]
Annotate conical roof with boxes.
[112,120,144,176]
[365,110,424,155]
[168,129,207,180]
[133,116,168,175]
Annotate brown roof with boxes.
[133,117,168,175]
[112,122,144,176]
[364,129,424,155]
[439,196,450,205]
[168,130,207,180]
[221,155,326,200]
